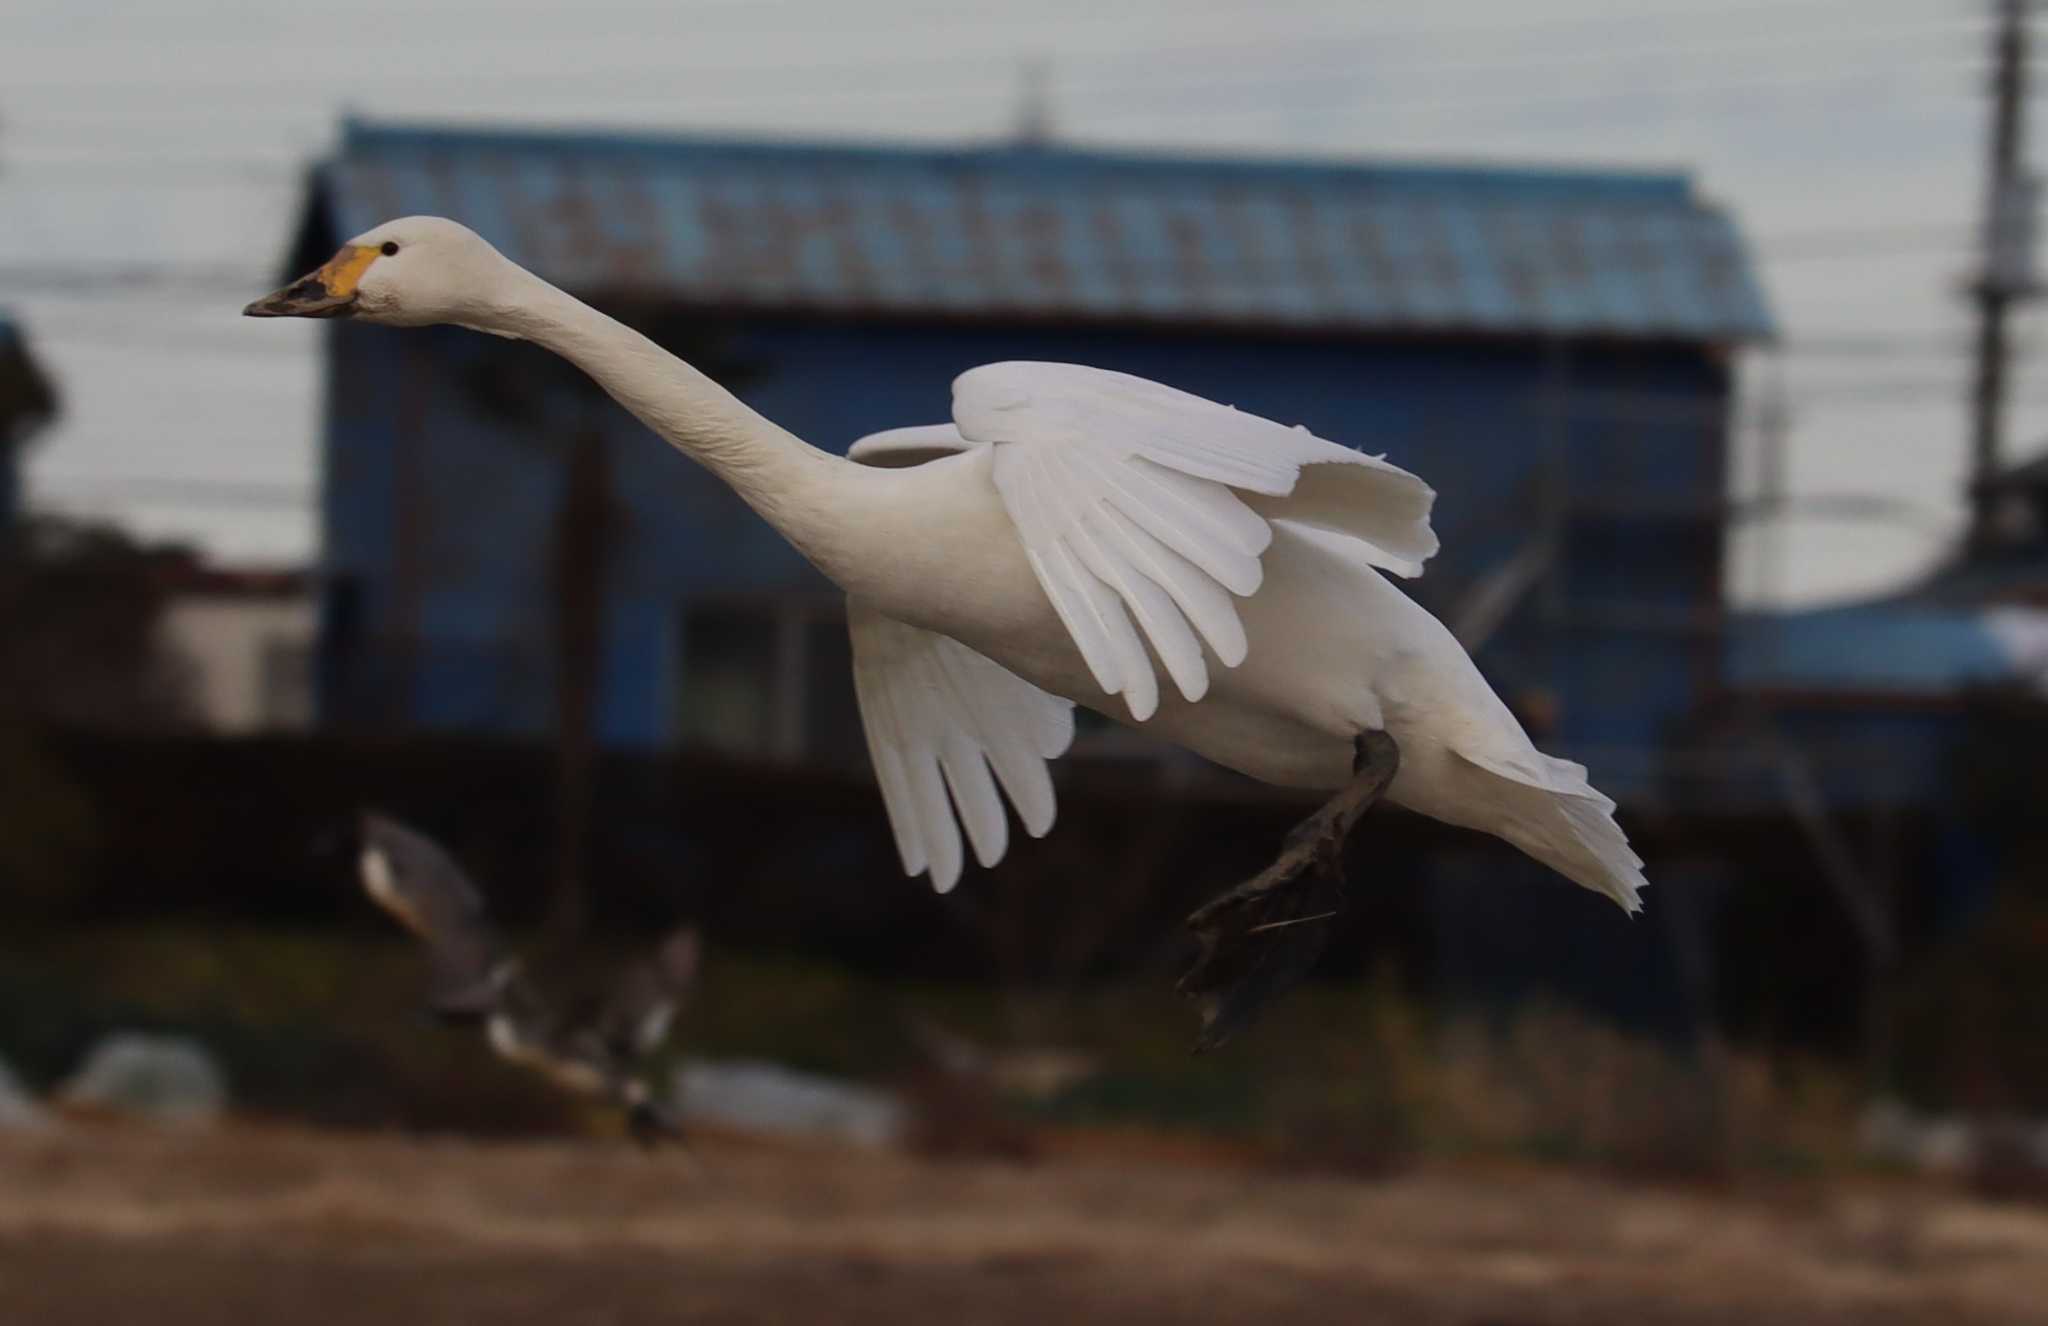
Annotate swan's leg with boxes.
[1177,730,1400,1051]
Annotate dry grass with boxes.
[1377,1003,1862,1177]
[3,926,1880,1182]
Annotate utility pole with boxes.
[1752,362,1790,608]
[1968,0,2037,549]
[1014,58,1054,146]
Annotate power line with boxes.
[1730,492,1960,536]
[0,31,1988,139]
[0,158,301,183]
[24,321,316,357]
[0,29,1994,173]
[1750,221,1973,261]
[0,262,271,297]
[0,0,1967,103]
[4,12,1983,113]
[1775,332,1979,358]
[9,315,1997,372]
[0,210,1995,303]
[1784,381,2048,407]
[31,475,316,510]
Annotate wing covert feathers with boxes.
[956,362,1437,720]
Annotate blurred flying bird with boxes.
[355,811,700,1147]
[256,220,1646,1050]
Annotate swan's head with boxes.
[243,216,520,331]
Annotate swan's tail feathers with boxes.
[1452,747,1647,914]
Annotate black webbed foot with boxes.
[1175,731,1399,1052]
[1177,829,1348,1052]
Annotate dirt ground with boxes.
[2,1124,2045,1326]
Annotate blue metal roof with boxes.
[299,120,1774,343]
[1728,603,2044,694]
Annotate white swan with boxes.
[248,217,1647,1046]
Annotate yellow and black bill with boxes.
[243,243,380,318]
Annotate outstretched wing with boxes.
[954,362,1438,721]
[597,927,703,1061]
[356,811,505,1016]
[848,598,1074,893]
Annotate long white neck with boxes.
[486,271,868,580]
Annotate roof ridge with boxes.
[290,117,1773,343]
[338,117,1697,205]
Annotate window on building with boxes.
[676,596,862,765]
[260,638,315,731]
[676,604,779,755]
[675,596,1196,772]
[318,575,363,724]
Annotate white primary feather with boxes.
[848,599,1075,892]
[956,362,1438,720]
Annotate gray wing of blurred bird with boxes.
[355,811,510,1020]
[594,927,702,1063]
[490,928,700,1151]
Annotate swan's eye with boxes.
[380,241,400,257]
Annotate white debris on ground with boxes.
[901,1014,1098,1102]
[0,1053,49,1131]
[673,1058,907,1149]
[57,1033,228,1128]
[1860,1096,2048,1177]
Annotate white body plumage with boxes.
[839,405,1643,910]
[253,217,1648,915]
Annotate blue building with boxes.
[0,312,57,530]
[284,120,1773,800]
[1917,452,2048,608]
[1722,447,2048,814]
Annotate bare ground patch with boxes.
[2,1125,2044,1325]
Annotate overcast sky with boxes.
[0,0,2033,606]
